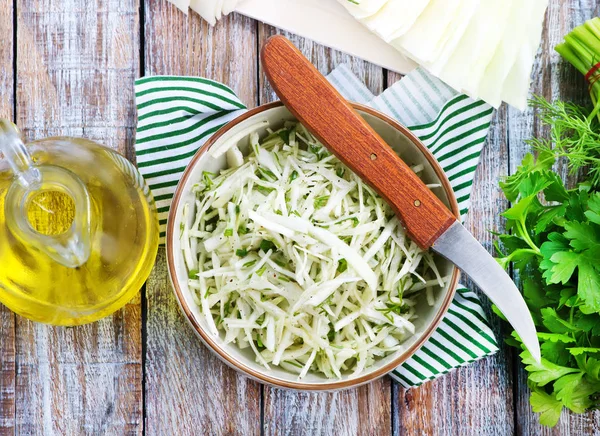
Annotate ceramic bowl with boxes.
[167,101,460,390]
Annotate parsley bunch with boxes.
[496,149,600,426]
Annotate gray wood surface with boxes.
[11,1,143,434]
[0,0,599,434]
[0,4,15,434]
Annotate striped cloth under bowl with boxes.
[134,65,499,388]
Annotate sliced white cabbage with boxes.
[360,0,431,42]
[430,0,511,93]
[501,0,549,110]
[476,1,537,108]
[392,0,475,65]
[168,0,190,13]
[338,0,389,19]
[170,0,240,26]
[222,0,238,14]
[190,0,223,26]
[183,122,446,378]
[459,0,515,98]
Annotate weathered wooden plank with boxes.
[0,1,13,121]
[143,3,261,434]
[0,1,16,433]
[14,0,143,434]
[144,2,258,108]
[263,380,391,436]
[508,0,600,433]
[145,250,261,435]
[257,24,390,436]
[0,302,14,435]
[258,26,384,105]
[392,104,515,435]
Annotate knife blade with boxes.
[261,35,541,362]
[235,0,416,74]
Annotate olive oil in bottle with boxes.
[0,121,159,325]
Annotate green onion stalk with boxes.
[555,17,600,122]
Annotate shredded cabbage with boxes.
[182,122,448,379]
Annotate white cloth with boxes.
[167,0,240,26]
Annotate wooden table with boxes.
[1,1,599,434]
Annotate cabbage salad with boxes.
[181,121,448,379]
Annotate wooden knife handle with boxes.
[261,36,456,249]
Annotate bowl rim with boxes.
[166,101,461,390]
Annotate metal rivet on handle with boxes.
[414,200,421,207]
[370,153,377,160]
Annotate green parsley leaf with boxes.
[578,261,600,312]
[537,332,576,343]
[568,347,600,356]
[584,193,600,224]
[548,251,579,285]
[564,221,600,251]
[530,388,563,427]
[554,373,596,414]
[584,358,600,381]
[541,308,578,334]
[521,349,580,386]
[499,150,555,202]
[535,204,567,234]
[541,340,571,366]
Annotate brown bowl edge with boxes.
[166,101,461,391]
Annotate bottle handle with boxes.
[0,120,92,268]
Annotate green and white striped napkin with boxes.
[134,66,499,388]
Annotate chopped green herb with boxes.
[188,269,199,279]
[273,258,287,267]
[289,170,299,183]
[224,228,233,237]
[314,195,330,208]
[278,129,291,144]
[236,248,248,257]
[328,328,335,342]
[258,167,277,181]
[260,239,276,252]
[256,186,275,196]
[202,171,216,188]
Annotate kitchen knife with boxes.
[261,35,541,362]
[235,0,416,74]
